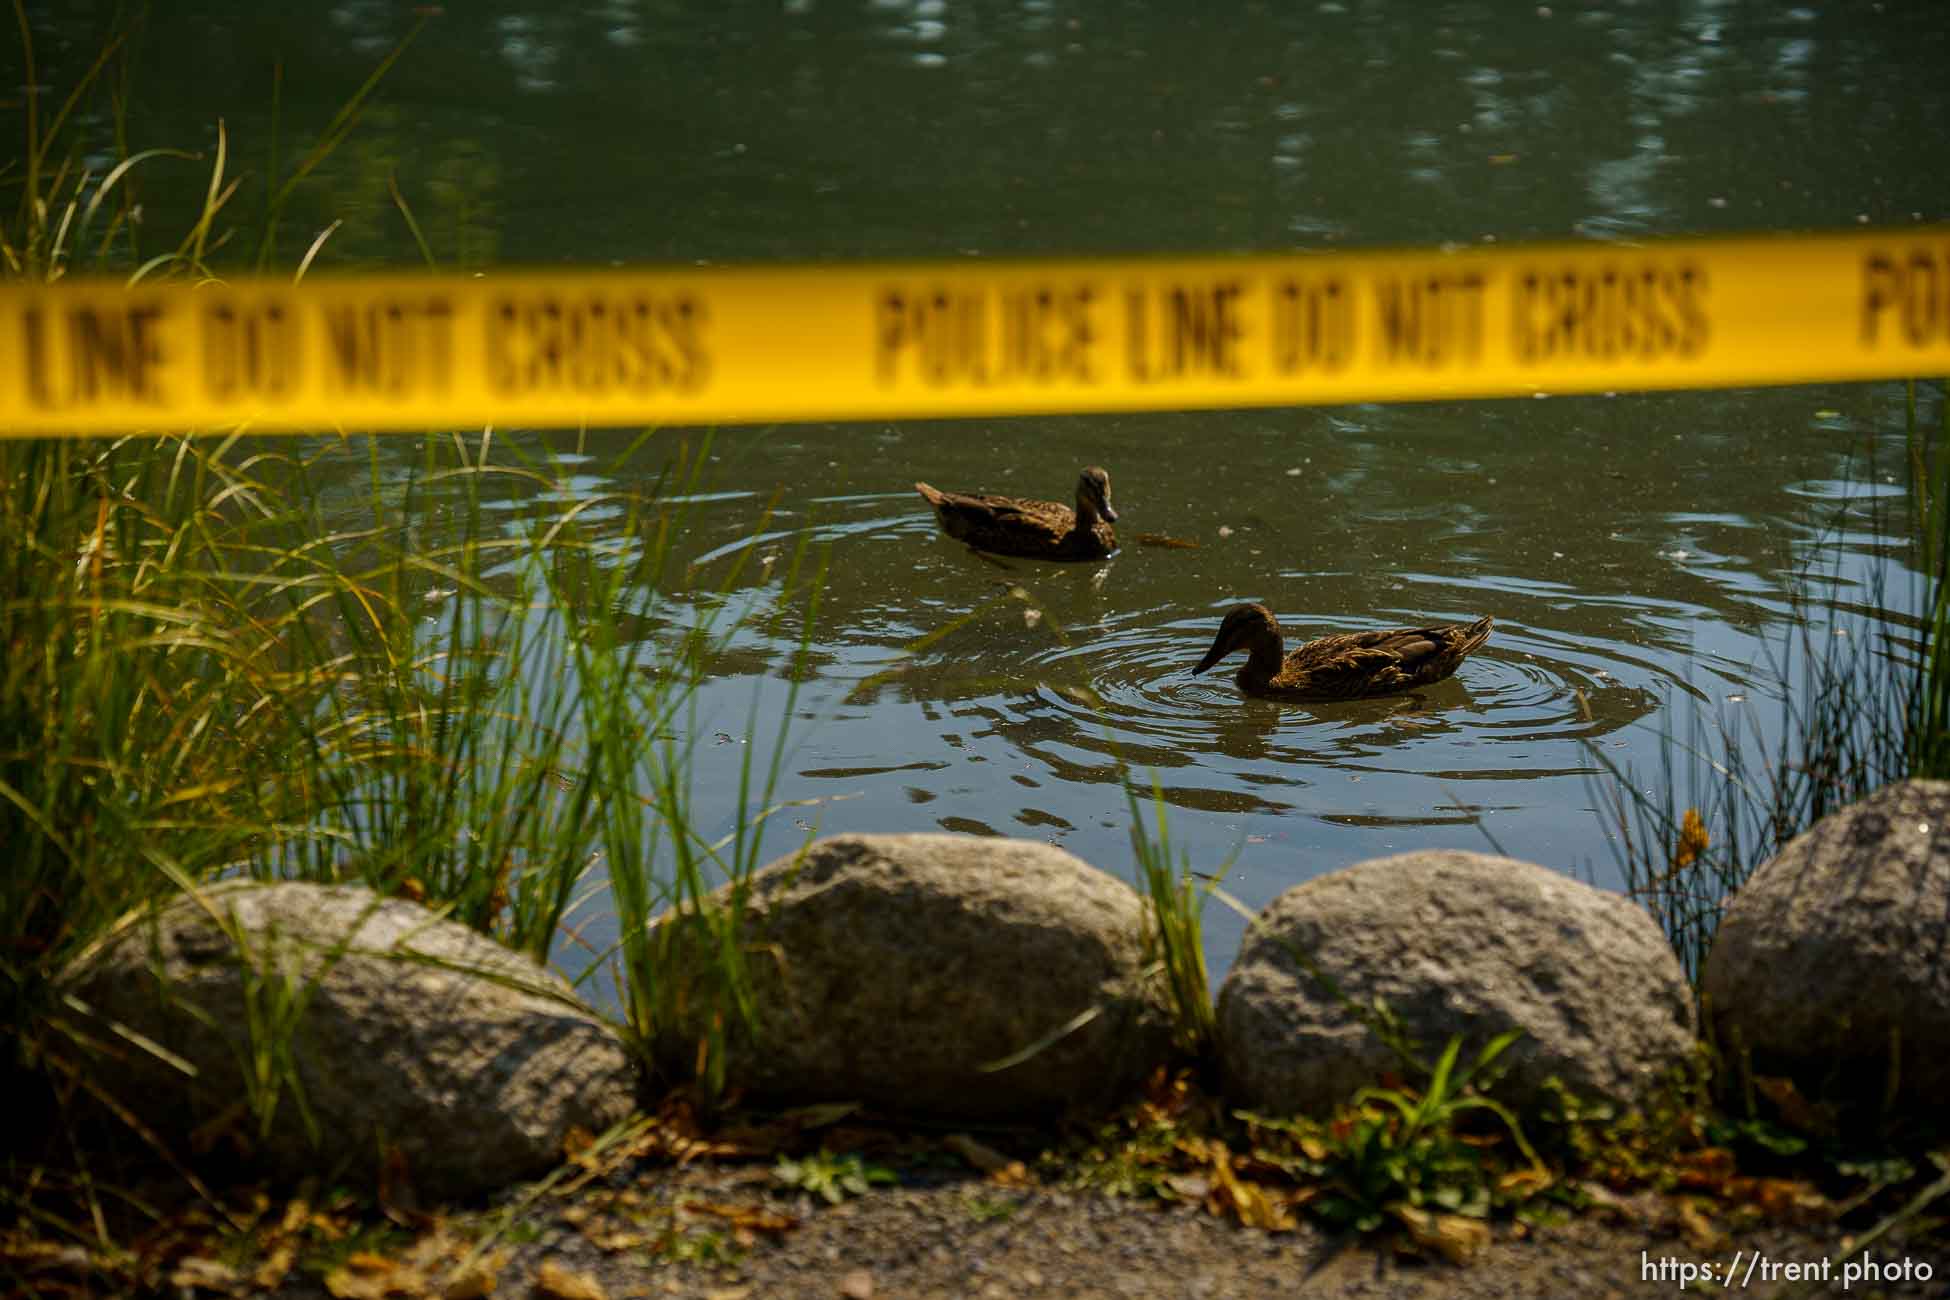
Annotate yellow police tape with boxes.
[4,228,1948,436]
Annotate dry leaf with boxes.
[1673,1146,1736,1191]
[326,1261,427,1300]
[1675,1198,1726,1252]
[535,1258,608,1300]
[1496,1166,1555,1199]
[252,1243,298,1290]
[1394,1205,1491,1264]
[1202,1143,1298,1232]
[1726,1175,1832,1226]
[169,1256,244,1294]
[441,1261,500,1300]
[680,1200,799,1238]
[1574,1181,1642,1223]
[1673,808,1709,870]
[562,1125,598,1161]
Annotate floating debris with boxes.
[1137,533,1200,549]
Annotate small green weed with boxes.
[964,1194,1022,1222]
[773,1150,898,1205]
[650,1223,743,1268]
[1240,1033,1544,1235]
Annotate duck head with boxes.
[1194,603,1279,675]
[1076,466,1118,523]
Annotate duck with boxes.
[1192,602,1493,701]
[915,466,1118,561]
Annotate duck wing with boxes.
[923,487,1068,538]
[1280,623,1485,697]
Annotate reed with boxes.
[1,9,807,1141]
[1123,775,1218,1062]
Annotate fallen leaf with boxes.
[1674,1147,1736,1192]
[563,1125,598,1160]
[681,1201,800,1237]
[169,1256,244,1294]
[1394,1205,1491,1264]
[1166,1173,1212,1201]
[1496,1166,1555,1199]
[1726,1175,1832,1226]
[441,1261,501,1300]
[1672,807,1709,870]
[1675,1198,1726,1252]
[326,1261,428,1300]
[252,1243,297,1290]
[536,1258,608,1300]
[1574,1181,1641,1222]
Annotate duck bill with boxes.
[1192,639,1228,675]
[1098,502,1119,523]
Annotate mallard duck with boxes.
[1193,602,1493,701]
[915,466,1118,561]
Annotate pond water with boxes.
[32,1,1950,987]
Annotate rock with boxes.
[63,881,638,1201]
[1216,850,1696,1115]
[1702,779,1950,1111]
[652,834,1172,1117]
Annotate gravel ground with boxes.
[274,1157,1949,1300]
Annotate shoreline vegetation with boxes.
[6,11,1950,1296]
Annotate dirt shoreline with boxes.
[258,1155,1947,1300]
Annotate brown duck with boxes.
[1193,603,1493,701]
[915,466,1118,561]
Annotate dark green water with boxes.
[27,1,1950,985]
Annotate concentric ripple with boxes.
[1000,599,1680,784]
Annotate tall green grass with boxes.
[1,9,808,1137]
[1124,776,1217,1061]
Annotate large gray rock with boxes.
[653,833,1172,1117]
[1217,851,1696,1115]
[1703,779,1950,1111]
[64,881,638,1201]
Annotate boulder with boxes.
[652,833,1172,1117]
[64,881,638,1201]
[1703,779,1950,1111]
[1216,850,1696,1115]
